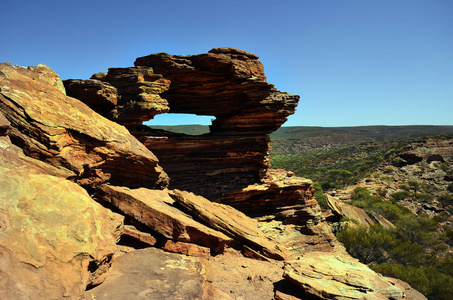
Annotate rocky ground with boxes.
[0,49,427,299]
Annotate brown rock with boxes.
[83,248,210,300]
[327,195,396,229]
[6,63,66,94]
[0,63,169,189]
[64,67,170,130]
[385,277,427,300]
[259,220,337,256]
[284,251,404,300]
[205,252,284,300]
[0,111,9,135]
[63,79,118,109]
[133,48,299,201]
[327,195,376,228]
[69,48,298,202]
[170,189,290,260]
[96,185,232,253]
[162,240,211,257]
[122,224,158,246]
[218,169,324,226]
[0,136,123,299]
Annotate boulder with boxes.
[0,63,169,189]
[327,195,396,229]
[170,189,290,260]
[218,169,324,225]
[63,79,118,110]
[284,251,404,300]
[64,67,170,129]
[0,136,122,299]
[96,185,232,253]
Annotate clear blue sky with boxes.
[2,0,452,127]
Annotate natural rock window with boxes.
[144,113,213,136]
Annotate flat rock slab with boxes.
[97,185,232,253]
[170,189,290,260]
[83,248,207,300]
[284,251,404,300]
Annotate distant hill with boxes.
[148,125,453,154]
[270,125,453,155]
[148,124,210,135]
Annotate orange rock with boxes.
[0,136,122,299]
[96,185,232,253]
[0,63,169,189]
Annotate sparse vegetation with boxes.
[269,130,453,300]
[337,188,452,300]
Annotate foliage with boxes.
[271,142,397,190]
[448,183,453,193]
[372,264,453,300]
[350,187,411,222]
[390,191,411,202]
[337,188,452,299]
[408,180,421,192]
[337,225,397,264]
[313,182,328,209]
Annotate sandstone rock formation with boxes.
[64,48,299,202]
[0,53,425,299]
[284,251,404,300]
[83,248,221,300]
[0,63,169,189]
[327,195,396,229]
[0,135,122,299]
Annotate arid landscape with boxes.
[4,47,450,299]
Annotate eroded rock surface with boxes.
[83,248,211,300]
[96,185,232,253]
[0,63,169,189]
[0,58,423,300]
[64,48,299,205]
[0,136,122,300]
[284,251,404,300]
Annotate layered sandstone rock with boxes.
[0,135,122,299]
[284,251,404,300]
[327,195,396,229]
[83,248,221,300]
[0,63,169,189]
[0,59,424,299]
[96,185,232,253]
[133,48,299,203]
[63,48,299,202]
[63,48,314,226]
[64,66,170,129]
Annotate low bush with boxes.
[390,190,411,202]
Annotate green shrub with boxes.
[399,184,410,191]
[313,182,328,209]
[336,225,397,264]
[432,215,445,223]
[372,264,453,300]
[408,180,420,191]
[352,200,367,209]
[340,216,360,224]
[390,191,411,202]
[438,194,453,207]
[448,182,453,193]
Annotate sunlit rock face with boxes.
[133,48,299,200]
[63,48,325,227]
